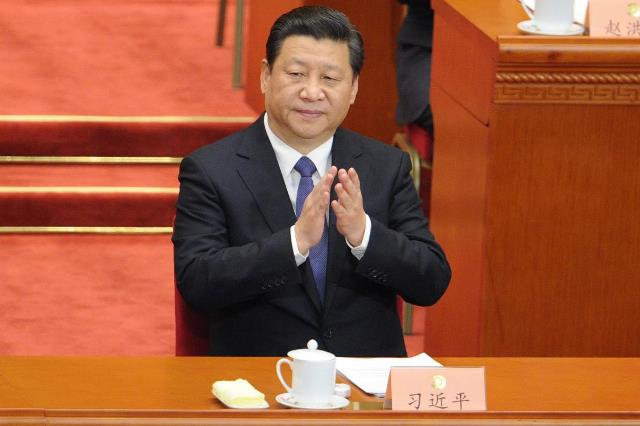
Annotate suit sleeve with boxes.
[355,151,451,306]
[172,156,302,312]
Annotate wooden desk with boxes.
[1,357,639,425]
[426,0,640,357]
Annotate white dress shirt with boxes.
[263,114,371,266]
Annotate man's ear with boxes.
[260,59,270,94]
[349,75,359,105]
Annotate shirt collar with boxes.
[264,113,333,177]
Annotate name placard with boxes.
[589,0,640,37]
[384,367,486,411]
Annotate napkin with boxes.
[211,378,267,408]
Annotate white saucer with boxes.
[276,393,349,410]
[517,20,584,36]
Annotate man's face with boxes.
[261,35,359,152]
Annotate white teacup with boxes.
[276,339,336,407]
[520,0,575,34]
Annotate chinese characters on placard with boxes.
[605,19,640,36]
[407,392,470,410]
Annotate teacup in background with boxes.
[520,0,575,33]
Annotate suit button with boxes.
[323,328,334,339]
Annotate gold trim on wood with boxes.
[0,226,172,234]
[0,115,256,123]
[495,83,640,104]
[0,156,182,164]
[497,72,640,85]
[0,187,178,194]
[495,71,640,104]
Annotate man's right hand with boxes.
[294,166,336,254]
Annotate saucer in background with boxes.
[517,20,585,36]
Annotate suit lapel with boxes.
[235,118,296,233]
[324,128,367,313]
[235,117,323,313]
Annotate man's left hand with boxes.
[331,167,366,246]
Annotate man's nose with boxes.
[300,78,325,101]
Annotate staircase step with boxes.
[0,163,179,227]
[0,156,182,165]
[0,164,179,186]
[0,115,253,157]
[0,189,176,227]
[0,226,172,234]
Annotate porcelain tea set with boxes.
[275,339,350,409]
[517,0,585,36]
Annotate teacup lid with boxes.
[287,339,335,361]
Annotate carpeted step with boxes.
[0,164,178,227]
[0,189,177,227]
[0,116,253,157]
[0,232,174,355]
[0,164,179,187]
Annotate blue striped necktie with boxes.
[294,156,328,302]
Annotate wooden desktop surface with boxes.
[1,356,639,425]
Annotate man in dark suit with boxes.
[172,6,450,357]
[396,0,434,136]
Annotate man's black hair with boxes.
[265,6,364,76]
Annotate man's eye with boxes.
[288,72,304,77]
[323,76,339,82]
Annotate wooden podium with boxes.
[425,0,640,356]
[2,356,640,424]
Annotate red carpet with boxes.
[0,234,174,355]
[0,0,257,116]
[0,0,256,356]
[0,164,178,187]
[0,119,253,156]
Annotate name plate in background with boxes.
[385,366,486,411]
[589,0,640,36]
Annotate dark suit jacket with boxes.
[396,0,434,128]
[172,116,450,357]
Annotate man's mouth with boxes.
[295,109,323,118]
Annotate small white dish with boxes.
[212,389,269,409]
[276,393,349,410]
[517,20,584,36]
